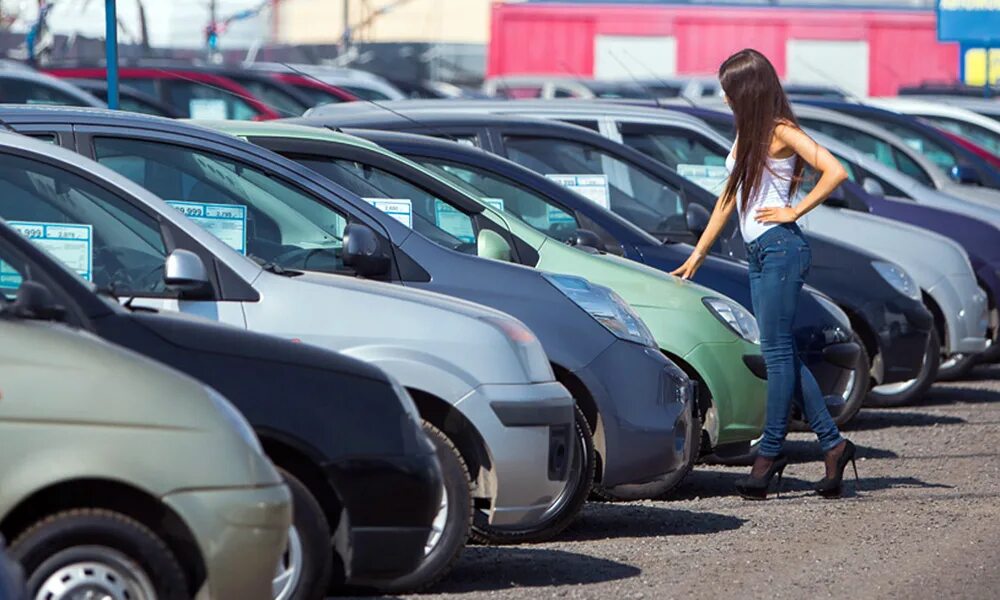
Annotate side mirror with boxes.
[477,229,512,262]
[861,178,886,197]
[164,249,212,298]
[568,228,604,252]
[825,185,851,208]
[343,222,391,276]
[685,203,711,237]
[950,165,981,185]
[8,281,65,321]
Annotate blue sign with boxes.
[938,0,1000,43]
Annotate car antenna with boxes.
[617,48,697,109]
[149,67,304,119]
[793,58,859,103]
[602,50,665,108]
[276,61,463,142]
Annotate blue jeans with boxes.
[747,224,844,457]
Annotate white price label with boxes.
[364,198,413,228]
[546,174,611,209]
[7,221,93,282]
[167,201,248,255]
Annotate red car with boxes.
[45,67,281,120]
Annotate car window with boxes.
[799,119,935,187]
[503,135,689,237]
[418,158,581,243]
[296,157,479,254]
[340,85,391,101]
[288,84,345,108]
[93,137,349,273]
[0,152,167,295]
[618,124,729,194]
[864,116,958,172]
[121,78,158,97]
[924,115,1000,156]
[162,80,259,120]
[232,78,307,117]
[0,79,90,106]
[117,95,170,117]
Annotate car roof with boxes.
[292,108,609,135]
[196,119,382,152]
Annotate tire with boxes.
[471,405,595,545]
[936,352,978,381]
[791,332,871,431]
[11,508,187,600]
[865,328,941,408]
[593,394,701,501]
[373,421,471,594]
[274,469,332,600]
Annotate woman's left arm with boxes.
[755,124,849,224]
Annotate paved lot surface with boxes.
[361,362,1000,600]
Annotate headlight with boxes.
[206,386,264,455]
[388,375,422,423]
[703,297,760,344]
[872,261,921,300]
[543,273,657,347]
[812,292,852,332]
[479,315,555,382]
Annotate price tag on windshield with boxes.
[363,198,413,228]
[677,164,729,195]
[7,221,93,282]
[545,174,611,209]
[166,201,247,255]
[188,99,228,120]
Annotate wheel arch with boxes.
[549,362,604,483]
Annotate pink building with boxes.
[488,2,958,96]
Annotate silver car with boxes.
[0,131,575,592]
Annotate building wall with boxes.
[277,0,492,44]
[488,3,959,95]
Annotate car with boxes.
[266,71,359,107]
[483,75,655,100]
[44,67,282,120]
[897,97,1000,124]
[248,63,406,101]
[197,121,702,507]
[898,81,998,99]
[65,78,183,117]
[865,97,1000,158]
[799,98,1000,191]
[341,127,870,428]
[0,538,25,600]
[206,68,357,116]
[296,107,936,408]
[0,69,103,107]
[0,218,443,598]
[0,116,575,592]
[0,274,291,600]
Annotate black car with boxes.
[0,218,442,598]
[316,127,869,428]
[291,110,936,406]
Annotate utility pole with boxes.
[341,0,350,52]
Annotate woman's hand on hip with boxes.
[755,206,798,224]
[670,251,705,280]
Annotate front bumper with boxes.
[454,380,575,527]
[163,483,291,600]
[928,276,990,356]
[325,450,442,585]
[572,340,691,488]
[684,338,767,447]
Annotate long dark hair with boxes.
[719,49,804,213]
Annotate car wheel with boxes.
[866,328,941,408]
[791,332,871,431]
[594,395,700,501]
[11,508,187,600]
[471,405,595,544]
[936,351,978,381]
[374,421,471,594]
[273,469,332,600]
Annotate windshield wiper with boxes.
[249,255,304,277]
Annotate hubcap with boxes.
[871,337,933,397]
[34,548,156,600]
[272,526,303,600]
[425,482,448,555]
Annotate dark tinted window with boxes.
[231,78,307,117]
[924,115,1000,156]
[288,84,346,108]
[0,79,90,106]
[864,115,958,172]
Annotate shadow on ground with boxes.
[559,504,744,542]
[847,410,966,431]
[911,385,1000,408]
[425,546,641,593]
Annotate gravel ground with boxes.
[367,362,1000,600]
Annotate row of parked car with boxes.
[0,67,996,600]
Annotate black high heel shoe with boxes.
[735,455,789,500]
[815,440,859,498]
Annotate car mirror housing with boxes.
[7,281,66,322]
[950,165,981,185]
[861,177,886,197]
[569,228,604,253]
[164,249,213,298]
[477,229,512,262]
[685,203,711,237]
[343,222,392,276]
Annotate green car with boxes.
[208,121,767,494]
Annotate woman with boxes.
[671,49,857,500]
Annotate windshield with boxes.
[618,125,729,195]
[861,116,959,172]
[924,115,1000,156]
[93,137,349,273]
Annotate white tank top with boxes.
[725,145,797,243]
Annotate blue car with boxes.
[344,128,874,426]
